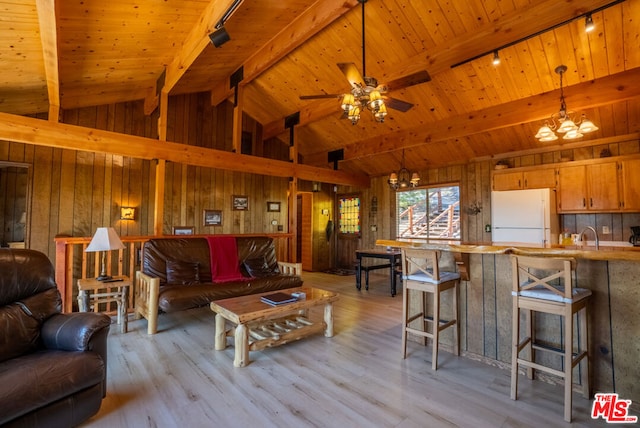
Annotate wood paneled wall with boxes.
[0,93,291,263]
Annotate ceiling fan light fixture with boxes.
[374,103,387,122]
[341,93,355,112]
[368,90,383,109]
[348,105,361,125]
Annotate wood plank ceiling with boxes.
[1,0,639,179]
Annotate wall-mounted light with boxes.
[312,182,321,192]
[120,207,136,220]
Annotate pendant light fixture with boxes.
[388,150,420,190]
[535,65,599,142]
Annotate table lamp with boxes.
[85,227,125,281]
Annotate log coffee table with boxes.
[210,286,339,367]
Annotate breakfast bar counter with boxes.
[375,239,640,261]
[376,239,640,410]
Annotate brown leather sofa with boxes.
[0,249,111,428]
[135,235,303,334]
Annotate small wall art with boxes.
[232,195,249,211]
[267,201,281,212]
[172,226,195,235]
[203,209,222,226]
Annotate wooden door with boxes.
[587,162,619,211]
[557,165,587,212]
[297,193,313,271]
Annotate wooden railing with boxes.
[54,233,293,313]
[398,201,460,239]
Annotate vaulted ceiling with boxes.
[2,0,639,179]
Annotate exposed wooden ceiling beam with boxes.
[209,0,359,107]
[0,112,369,188]
[62,86,154,111]
[263,0,616,139]
[303,68,640,165]
[35,0,60,122]
[162,0,240,96]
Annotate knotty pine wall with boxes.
[0,93,289,263]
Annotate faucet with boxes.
[578,226,599,250]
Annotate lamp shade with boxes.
[85,227,125,252]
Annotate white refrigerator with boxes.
[491,188,559,247]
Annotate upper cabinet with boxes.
[620,158,640,211]
[492,167,556,191]
[557,160,620,213]
[493,155,640,214]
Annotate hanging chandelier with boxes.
[388,150,420,190]
[535,65,598,142]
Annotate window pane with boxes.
[396,185,460,240]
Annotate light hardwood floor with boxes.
[82,272,615,428]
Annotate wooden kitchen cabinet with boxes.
[557,165,587,211]
[587,161,620,210]
[557,161,619,212]
[620,158,640,211]
[492,167,556,191]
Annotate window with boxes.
[396,184,460,240]
[338,194,361,235]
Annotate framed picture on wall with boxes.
[172,226,195,235]
[203,209,222,226]
[232,195,249,211]
[267,201,281,212]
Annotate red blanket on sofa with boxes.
[205,236,245,282]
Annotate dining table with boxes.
[355,248,402,296]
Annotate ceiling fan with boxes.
[299,0,431,125]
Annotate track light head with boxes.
[492,50,500,65]
[585,13,595,32]
[209,27,231,48]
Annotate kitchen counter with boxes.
[375,239,640,262]
[376,238,640,407]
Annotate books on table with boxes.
[260,292,298,306]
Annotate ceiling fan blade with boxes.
[380,70,431,92]
[385,97,414,112]
[337,62,365,88]
[299,94,342,100]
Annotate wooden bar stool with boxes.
[510,255,591,422]
[400,248,460,370]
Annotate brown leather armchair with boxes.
[0,249,111,428]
